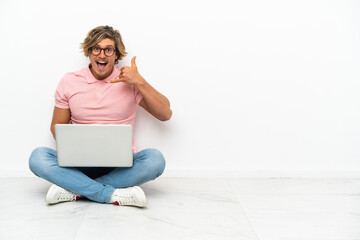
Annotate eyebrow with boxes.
[94,45,115,48]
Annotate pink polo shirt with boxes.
[54,66,143,151]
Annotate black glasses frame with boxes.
[90,46,116,57]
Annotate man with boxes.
[29,26,172,208]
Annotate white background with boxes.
[1,0,360,177]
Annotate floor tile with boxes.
[2,177,360,240]
[228,178,360,195]
[74,178,258,240]
[229,179,360,240]
[0,178,90,240]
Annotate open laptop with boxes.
[55,124,133,167]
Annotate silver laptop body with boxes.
[55,124,133,167]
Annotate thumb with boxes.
[131,56,137,67]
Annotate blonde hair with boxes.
[81,26,127,64]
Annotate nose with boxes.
[99,49,106,58]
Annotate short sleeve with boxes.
[134,86,143,104]
[54,75,70,109]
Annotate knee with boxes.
[29,147,56,175]
[143,148,166,177]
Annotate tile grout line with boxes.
[226,179,261,240]
[73,202,92,240]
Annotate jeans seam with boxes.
[106,187,116,203]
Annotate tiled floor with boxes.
[0,177,360,240]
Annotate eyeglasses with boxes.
[90,46,115,57]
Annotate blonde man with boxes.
[29,26,172,207]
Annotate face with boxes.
[89,38,118,80]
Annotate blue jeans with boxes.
[29,147,165,203]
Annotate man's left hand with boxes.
[111,56,144,86]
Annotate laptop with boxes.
[55,124,133,167]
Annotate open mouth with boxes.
[96,60,108,70]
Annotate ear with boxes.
[115,52,119,64]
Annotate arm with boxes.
[50,107,71,139]
[111,56,172,121]
[137,79,172,121]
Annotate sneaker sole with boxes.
[45,184,58,204]
[134,186,148,208]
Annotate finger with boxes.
[131,56,137,67]
[110,79,120,83]
[110,78,125,83]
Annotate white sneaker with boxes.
[110,186,147,208]
[45,184,80,204]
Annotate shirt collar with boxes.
[85,64,120,84]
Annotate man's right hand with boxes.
[50,107,71,139]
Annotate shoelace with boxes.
[57,189,78,201]
[113,193,135,205]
